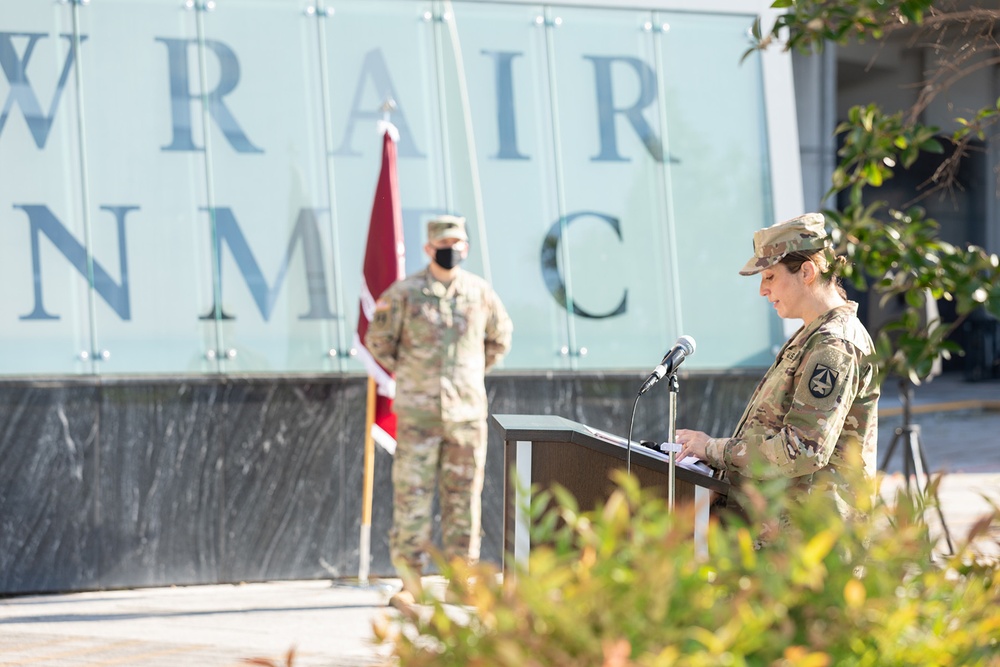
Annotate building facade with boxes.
[0,0,835,593]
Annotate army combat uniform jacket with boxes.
[702,302,879,519]
[364,267,512,422]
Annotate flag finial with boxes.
[378,99,400,142]
[380,98,397,122]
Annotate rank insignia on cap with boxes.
[809,364,838,398]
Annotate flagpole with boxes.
[357,99,396,585]
[359,376,377,583]
[345,99,403,592]
[354,99,405,585]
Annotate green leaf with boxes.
[921,138,944,154]
[801,528,839,567]
[862,109,875,131]
[862,161,883,186]
[832,167,847,189]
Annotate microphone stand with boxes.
[634,336,694,512]
[631,370,682,513]
[666,373,679,513]
[626,393,641,476]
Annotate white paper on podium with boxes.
[583,425,643,450]
[657,442,714,476]
[580,427,714,477]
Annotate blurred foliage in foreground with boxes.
[376,471,1000,666]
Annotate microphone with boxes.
[637,335,696,396]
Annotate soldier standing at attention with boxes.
[675,213,879,546]
[365,215,513,610]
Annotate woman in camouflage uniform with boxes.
[676,213,880,544]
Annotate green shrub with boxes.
[376,472,1000,666]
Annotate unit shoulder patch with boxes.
[808,363,839,399]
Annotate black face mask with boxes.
[434,247,463,270]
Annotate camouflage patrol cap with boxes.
[427,215,468,243]
[739,212,830,276]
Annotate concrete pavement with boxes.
[0,579,399,666]
[1,374,998,666]
[877,374,1000,559]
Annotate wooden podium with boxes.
[490,414,729,571]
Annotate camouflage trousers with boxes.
[390,414,487,577]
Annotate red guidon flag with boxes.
[353,121,405,454]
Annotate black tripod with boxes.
[879,379,954,554]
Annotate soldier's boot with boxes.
[438,554,481,605]
[389,561,423,617]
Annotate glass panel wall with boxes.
[448,2,571,369]
[0,0,792,377]
[544,6,679,370]
[0,2,93,375]
[77,0,219,374]
[659,11,776,368]
[200,0,338,373]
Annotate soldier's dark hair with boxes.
[781,249,848,299]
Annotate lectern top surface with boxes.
[488,413,729,494]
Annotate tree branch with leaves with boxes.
[752,0,1000,384]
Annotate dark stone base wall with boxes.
[0,371,761,595]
